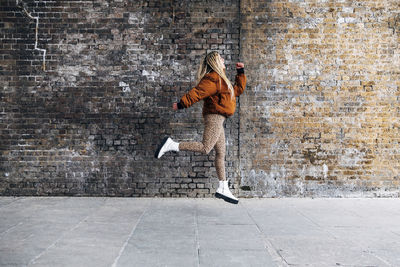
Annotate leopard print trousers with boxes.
[179,114,226,181]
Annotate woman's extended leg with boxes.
[213,127,238,204]
[214,127,226,181]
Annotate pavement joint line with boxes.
[0,197,52,239]
[321,225,394,267]
[239,201,290,267]
[361,250,393,267]
[194,200,200,267]
[111,198,153,267]
[291,202,394,267]
[391,230,400,237]
[27,214,91,265]
[27,198,106,266]
[0,197,26,208]
[289,204,338,239]
[0,221,24,238]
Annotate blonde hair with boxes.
[196,51,234,99]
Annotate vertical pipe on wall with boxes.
[236,0,242,188]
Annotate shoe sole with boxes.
[154,137,169,159]
[215,192,239,204]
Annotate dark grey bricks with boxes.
[0,0,240,197]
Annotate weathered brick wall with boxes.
[0,0,240,196]
[239,0,400,197]
[1,0,399,197]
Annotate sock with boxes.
[223,180,229,189]
[218,180,226,189]
[169,139,180,152]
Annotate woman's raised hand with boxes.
[173,102,178,111]
[236,62,244,69]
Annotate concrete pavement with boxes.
[1,196,400,267]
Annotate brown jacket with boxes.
[179,69,246,117]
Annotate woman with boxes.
[155,51,246,204]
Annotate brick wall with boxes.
[0,0,240,197]
[1,0,399,197]
[239,0,400,197]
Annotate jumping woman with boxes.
[155,51,246,204]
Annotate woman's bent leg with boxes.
[179,114,224,154]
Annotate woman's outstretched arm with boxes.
[234,62,246,97]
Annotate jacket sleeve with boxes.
[179,75,218,108]
[234,69,246,97]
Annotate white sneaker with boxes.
[215,180,239,204]
[155,137,179,159]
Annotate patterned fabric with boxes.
[179,114,226,181]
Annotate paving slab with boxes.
[1,197,400,267]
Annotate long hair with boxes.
[196,51,234,99]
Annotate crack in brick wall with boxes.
[16,0,46,71]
